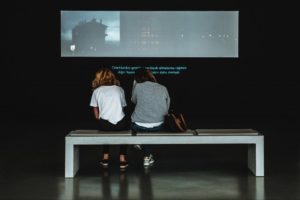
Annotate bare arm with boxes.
[166,89,171,110]
[131,80,137,104]
[92,107,99,120]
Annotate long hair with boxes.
[134,67,157,83]
[92,68,120,89]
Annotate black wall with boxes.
[3,0,298,124]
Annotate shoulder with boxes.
[157,83,169,95]
[134,82,144,89]
[115,85,124,91]
[113,85,125,94]
[140,81,167,89]
[93,87,102,93]
[155,82,167,90]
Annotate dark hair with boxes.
[134,67,156,83]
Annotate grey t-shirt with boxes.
[131,81,170,123]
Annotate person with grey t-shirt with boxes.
[131,67,170,167]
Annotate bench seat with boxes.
[65,129,264,178]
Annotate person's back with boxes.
[131,81,170,124]
[92,85,126,125]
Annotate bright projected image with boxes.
[61,11,239,57]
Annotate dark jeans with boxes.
[98,117,129,156]
[131,122,165,157]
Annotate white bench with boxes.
[65,129,264,178]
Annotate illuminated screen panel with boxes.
[61,11,239,57]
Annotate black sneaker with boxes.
[100,159,109,168]
[120,161,129,170]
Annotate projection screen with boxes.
[61,11,239,57]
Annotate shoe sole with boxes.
[120,165,128,169]
[100,163,109,168]
[143,161,154,167]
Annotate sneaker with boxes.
[120,161,129,170]
[144,154,155,167]
[133,145,142,151]
[100,159,109,168]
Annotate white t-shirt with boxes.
[90,85,127,125]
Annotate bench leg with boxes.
[65,142,79,178]
[248,140,264,176]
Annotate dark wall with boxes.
[2,0,298,124]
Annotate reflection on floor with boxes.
[61,168,265,200]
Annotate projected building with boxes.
[72,18,107,55]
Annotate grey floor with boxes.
[1,118,299,200]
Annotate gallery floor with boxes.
[0,118,299,200]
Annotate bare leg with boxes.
[120,154,126,162]
[103,153,109,160]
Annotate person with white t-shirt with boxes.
[90,68,129,170]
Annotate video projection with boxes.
[61,11,239,57]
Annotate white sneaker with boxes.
[144,154,155,167]
[133,145,142,150]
